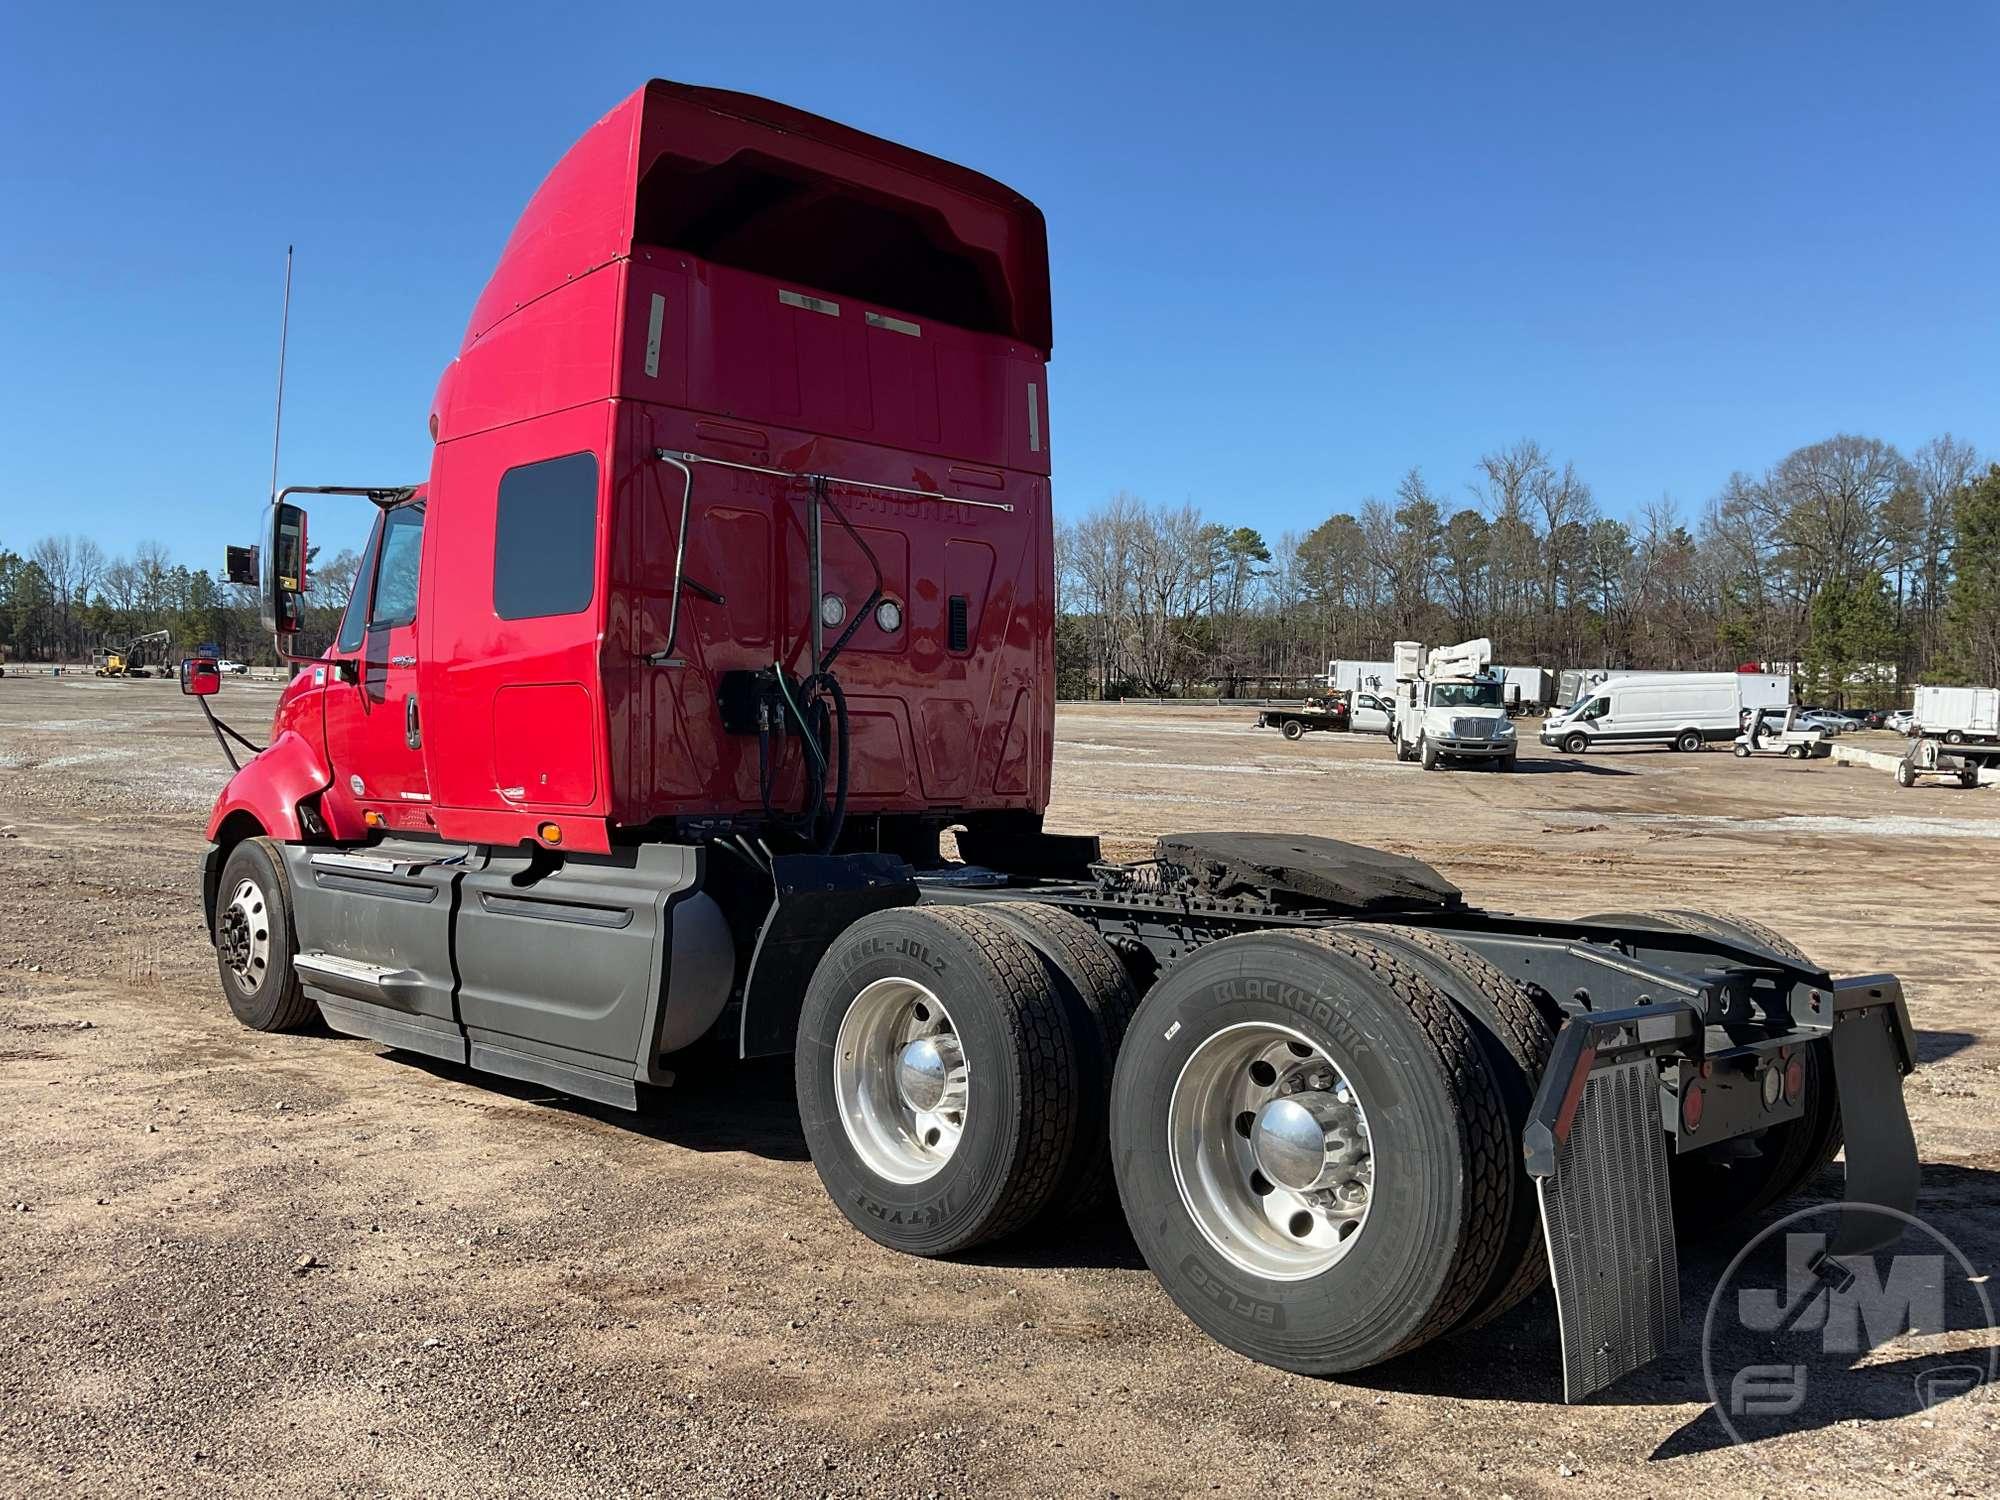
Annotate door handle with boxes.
[405,694,422,750]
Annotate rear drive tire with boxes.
[1282,719,1305,741]
[1110,930,1511,1374]
[1562,732,1588,755]
[795,906,1080,1256]
[981,901,1140,1219]
[1675,729,1703,753]
[1370,927,1559,1327]
[213,837,314,1033]
[1945,730,1966,745]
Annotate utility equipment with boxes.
[1390,638,1517,769]
[93,629,172,678]
[1896,737,1982,789]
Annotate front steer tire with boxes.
[213,836,314,1033]
[795,906,1081,1257]
[1110,930,1512,1375]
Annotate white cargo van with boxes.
[1540,672,1789,754]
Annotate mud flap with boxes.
[1821,975,1920,1258]
[1524,1003,1699,1402]
[737,853,917,1058]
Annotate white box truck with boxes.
[1913,684,2000,746]
[1327,659,1398,696]
[1494,666,1555,715]
[1554,668,1617,716]
[1540,671,1791,754]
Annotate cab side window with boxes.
[1583,695,1610,720]
[335,516,385,653]
[370,506,425,629]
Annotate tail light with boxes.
[1680,1081,1705,1133]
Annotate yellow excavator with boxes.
[93,629,172,678]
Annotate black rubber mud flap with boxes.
[1525,1003,1699,1402]
[1822,975,1920,1258]
[738,853,917,1058]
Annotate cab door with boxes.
[324,502,431,816]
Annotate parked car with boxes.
[1351,690,1395,736]
[1886,709,1917,735]
[217,659,249,675]
[1795,711,1850,735]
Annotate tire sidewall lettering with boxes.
[799,912,1032,1255]
[1168,971,1405,1116]
[1115,937,1464,1366]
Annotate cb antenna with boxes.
[268,245,294,504]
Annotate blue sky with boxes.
[2,2,1994,570]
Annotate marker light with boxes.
[875,599,903,632]
[1760,1066,1784,1109]
[820,593,846,628]
[363,810,385,829]
[1783,1054,1806,1105]
[538,822,563,845]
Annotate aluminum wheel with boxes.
[1168,1021,1374,1281]
[217,876,272,992]
[834,977,969,1185]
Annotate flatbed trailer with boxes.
[189,80,1920,1403]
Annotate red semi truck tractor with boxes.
[197,80,1919,1400]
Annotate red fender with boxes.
[204,730,332,844]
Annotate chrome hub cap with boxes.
[1169,1022,1375,1280]
[1251,1091,1371,1204]
[218,877,271,992]
[834,978,969,1184]
[896,1034,967,1115]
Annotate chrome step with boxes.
[293,951,416,1002]
[309,850,456,877]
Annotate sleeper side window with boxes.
[494,452,598,620]
[369,505,425,629]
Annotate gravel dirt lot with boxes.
[2,677,1996,1497]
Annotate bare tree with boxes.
[1908,434,1982,659]
[1757,435,1909,597]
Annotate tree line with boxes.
[7,432,1997,707]
[1057,434,2000,705]
[0,536,362,668]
